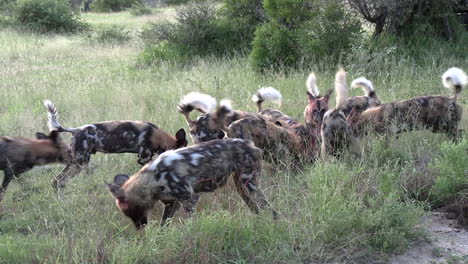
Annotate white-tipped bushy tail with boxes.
[44,100,63,132]
[215,99,234,135]
[43,100,80,134]
[178,92,217,114]
[351,77,375,96]
[252,87,282,112]
[442,67,466,101]
[219,99,234,115]
[252,87,282,104]
[335,68,348,109]
[306,72,319,97]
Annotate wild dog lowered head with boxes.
[107,138,278,229]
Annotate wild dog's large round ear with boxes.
[107,183,126,202]
[114,174,129,187]
[175,128,188,147]
[35,132,49,140]
[175,128,186,140]
[323,89,333,102]
[306,91,316,101]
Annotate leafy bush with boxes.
[220,0,265,48]
[249,0,362,72]
[249,22,299,72]
[140,1,246,65]
[296,1,362,62]
[129,1,152,16]
[162,0,190,5]
[263,0,314,28]
[86,25,131,45]
[92,0,134,12]
[348,0,462,38]
[16,0,86,33]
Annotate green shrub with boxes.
[86,25,131,45]
[249,0,361,72]
[263,0,315,28]
[129,1,152,16]
[92,0,134,12]
[163,0,190,5]
[249,22,299,72]
[220,0,265,49]
[16,0,86,33]
[296,0,362,62]
[140,1,246,65]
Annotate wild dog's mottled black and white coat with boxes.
[0,131,71,201]
[340,77,381,117]
[348,67,466,141]
[107,138,278,229]
[214,101,320,165]
[178,88,282,144]
[321,68,360,157]
[44,100,187,190]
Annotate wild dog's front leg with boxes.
[168,179,200,219]
[180,193,200,218]
[0,169,16,202]
[160,200,181,226]
[137,146,154,165]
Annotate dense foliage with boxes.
[92,0,135,12]
[140,1,247,64]
[16,0,86,33]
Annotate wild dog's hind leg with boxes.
[233,154,279,219]
[52,163,85,192]
[53,136,93,192]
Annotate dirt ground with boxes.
[390,211,468,264]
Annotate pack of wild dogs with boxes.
[0,67,465,229]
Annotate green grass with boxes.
[0,9,467,263]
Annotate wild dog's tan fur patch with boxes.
[0,131,71,201]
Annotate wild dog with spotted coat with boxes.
[107,138,278,229]
[304,72,333,128]
[178,88,282,144]
[340,77,381,117]
[321,68,360,157]
[347,67,466,141]
[214,100,320,165]
[0,131,71,201]
[44,100,188,191]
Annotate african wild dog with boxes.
[107,138,278,229]
[44,100,188,191]
[178,87,282,144]
[214,100,320,165]
[304,72,333,128]
[0,131,71,201]
[347,67,466,141]
[321,68,360,157]
[340,77,381,117]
